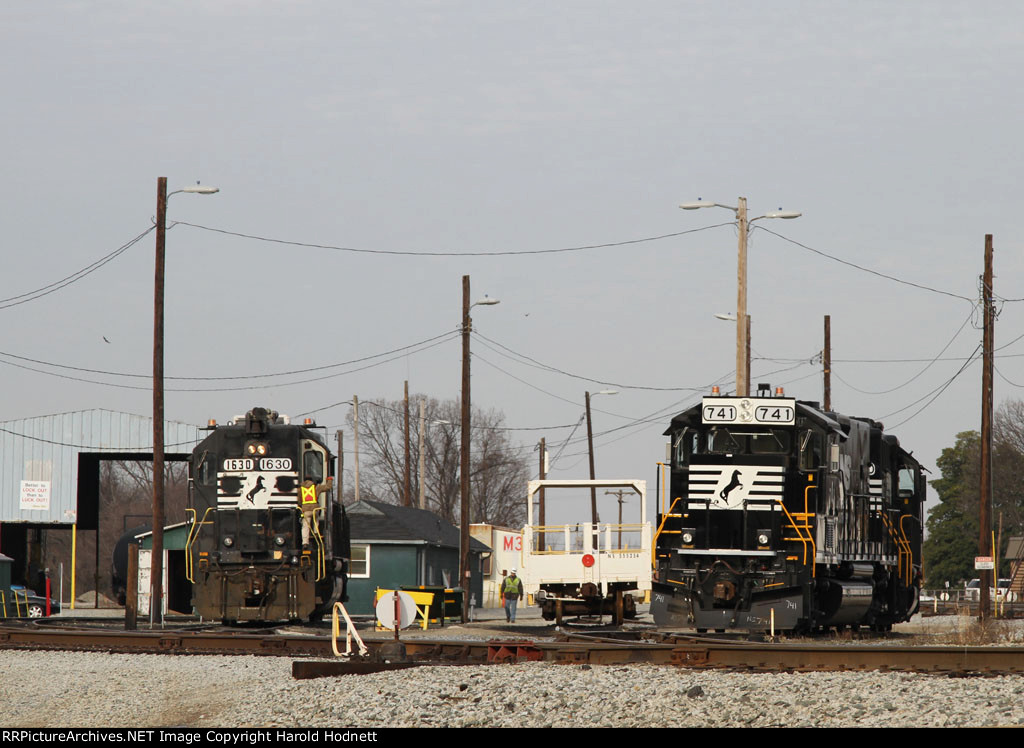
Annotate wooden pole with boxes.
[980,234,994,622]
[824,315,832,410]
[353,396,360,504]
[403,381,411,506]
[736,197,749,397]
[460,276,472,621]
[152,176,167,627]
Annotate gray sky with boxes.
[2,1,1022,525]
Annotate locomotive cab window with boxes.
[303,449,325,484]
[898,468,917,499]
[798,430,821,471]
[673,428,696,467]
[702,428,791,455]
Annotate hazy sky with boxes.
[2,2,1022,525]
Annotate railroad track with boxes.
[3,622,1024,677]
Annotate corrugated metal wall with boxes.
[0,410,201,524]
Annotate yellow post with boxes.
[71,523,77,611]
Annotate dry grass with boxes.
[915,615,1024,646]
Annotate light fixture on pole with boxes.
[585,389,618,540]
[681,198,800,396]
[460,277,500,621]
[152,177,218,627]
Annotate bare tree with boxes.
[346,396,528,528]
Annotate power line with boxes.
[830,305,977,396]
[175,219,737,257]
[0,332,459,392]
[0,226,154,310]
[881,344,982,428]
[0,329,458,382]
[472,331,706,392]
[756,226,975,304]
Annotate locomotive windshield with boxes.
[674,426,792,466]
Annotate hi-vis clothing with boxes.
[501,575,523,599]
[299,478,331,547]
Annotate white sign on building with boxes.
[20,480,51,511]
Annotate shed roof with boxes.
[348,500,490,551]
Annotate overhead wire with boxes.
[881,344,983,428]
[0,226,155,310]
[830,304,978,396]
[174,220,737,257]
[755,225,975,304]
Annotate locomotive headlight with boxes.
[681,529,695,545]
[223,536,234,548]
[274,536,286,547]
[757,529,771,547]
[245,441,269,456]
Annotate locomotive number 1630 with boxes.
[222,458,294,472]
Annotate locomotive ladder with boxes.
[652,497,685,568]
[777,484,817,576]
[184,507,214,583]
[878,511,914,585]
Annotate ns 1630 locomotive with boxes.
[186,407,350,623]
[651,386,924,633]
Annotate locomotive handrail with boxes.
[311,507,327,581]
[879,511,913,585]
[777,490,816,576]
[898,513,917,585]
[184,507,214,583]
[652,497,685,568]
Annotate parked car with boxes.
[964,578,1017,602]
[6,585,60,618]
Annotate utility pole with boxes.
[605,489,633,546]
[336,430,344,502]
[403,381,411,506]
[418,399,426,509]
[980,234,994,622]
[460,275,472,621]
[736,197,749,397]
[823,315,832,411]
[538,438,546,551]
[151,176,167,628]
[353,396,360,504]
[586,391,599,531]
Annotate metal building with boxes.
[0,409,202,526]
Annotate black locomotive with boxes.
[187,407,349,623]
[651,387,924,633]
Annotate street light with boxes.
[585,389,618,538]
[152,177,218,627]
[681,197,800,396]
[460,276,500,621]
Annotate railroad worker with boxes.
[501,568,524,623]
[298,476,333,550]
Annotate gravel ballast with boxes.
[3,649,1024,728]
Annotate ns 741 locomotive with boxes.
[651,387,924,633]
[186,407,349,623]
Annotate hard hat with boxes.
[511,568,517,574]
